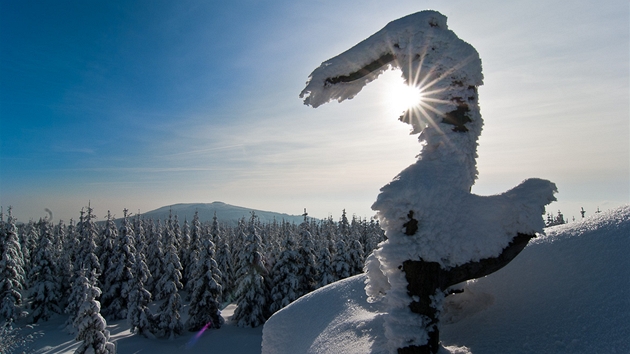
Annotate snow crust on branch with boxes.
[300,11,483,135]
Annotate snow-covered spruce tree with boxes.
[20,220,39,277]
[73,270,116,354]
[185,212,201,277]
[75,207,101,278]
[297,214,318,295]
[99,211,118,291]
[179,217,191,290]
[262,219,281,273]
[315,241,335,289]
[231,212,268,328]
[301,10,557,353]
[155,216,183,301]
[173,213,182,250]
[0,208,26,321]
[54,219,73,309]
[214,215,234,303]
[363,218,385,257]
[231,217,248,269]
[330,239,351,281]
[66,207,101,330]
[347,239,365,276]
[53,220,68,256]
[338,209,351,241]
[28,219,62,323]
[127,252,154,338]
[132,216,147,256]
[170,214,183,281]
[268,231,301,314]
[183,212,202,299]
[154,217,184,339]
[101,210,136,320]
[186,235,223,331]
[321,216,337,254]
[144,219,163,294]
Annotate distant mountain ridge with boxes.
[136,201,308,226]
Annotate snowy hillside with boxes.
[137,202,307,226]
[262,205,630,353]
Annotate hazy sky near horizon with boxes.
[1,0,628,223]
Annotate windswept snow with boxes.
[263,205,630,353]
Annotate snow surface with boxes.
[20,303,262,354]
[263,205,630,353]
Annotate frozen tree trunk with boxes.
[300,10,557,353]
[399,213,534,354]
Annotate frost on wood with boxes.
[301,10,557,354]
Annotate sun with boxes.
[383,74,424,119]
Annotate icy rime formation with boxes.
[301,10,557,353]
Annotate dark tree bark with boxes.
[398,211,535,354]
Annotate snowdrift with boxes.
[262,205,630,353]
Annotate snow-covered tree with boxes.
[54,220,74,309]
[20,220,39,277]
[184,212,203,293]
[546,210,566,227]
[133,216,147,255]
[186,236,223,331]
[297,214,318,295]
[155,219,183,301]
[232,213,268,328]
[315,242,335,289]
[363,218,385,257]
[347,239,365,276]
[66,207,101,330]
[75,207,101,278]
[268,232,300,314]
[209,211,221,245]
[338,209,351,241]
[28,219,62,323]
[230,218,248,269]
[155,283,183,339]
[73,271,115,354]
[179,217,191,289]
[165,211,181,256]
[101,210,136,320]
[215,231,234,303]
[331,239,351,281]
[127,252,154,338]
[301,11,557,353]
[99,211,118,289]
[154,217,184,339]
[0,208,26,321]
[144,220,163,294]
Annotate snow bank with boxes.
[262,205,630,353]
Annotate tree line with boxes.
[0,205,385,351]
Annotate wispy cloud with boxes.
[160,144,245,158]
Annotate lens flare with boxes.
[185,321,213,349]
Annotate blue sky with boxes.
[1,0,628,223]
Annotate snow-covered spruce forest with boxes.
[0,206,384,351]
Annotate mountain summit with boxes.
[138,202,307,226]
